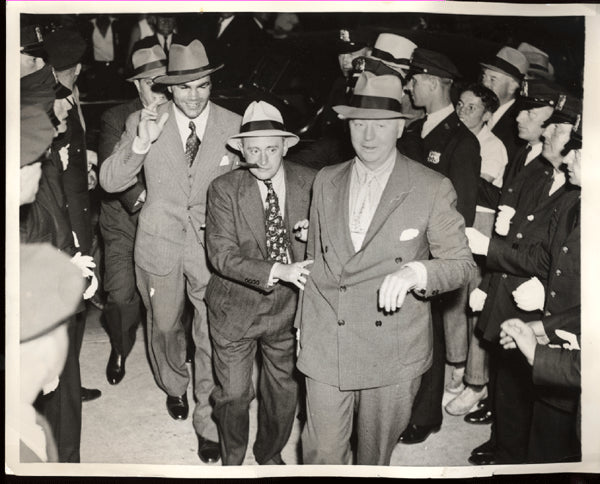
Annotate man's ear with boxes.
[282,137,290,157]
[397,119,406,139]
[482,111,492,124]
[133,79,141,94]
[75,63,82,77]
[167,85,173,95]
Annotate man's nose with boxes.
[364,123,375,140]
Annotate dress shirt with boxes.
[91,18,115,62]
[488,98,515,130]
[549,168,566,196]
[525,142,542,166]
[156,33,173,51]
[421,103,454,138]
[217,15,235,38]
[477,124,508,188]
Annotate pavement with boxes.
[79,305,490,468]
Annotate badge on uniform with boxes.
[427,151,441,164]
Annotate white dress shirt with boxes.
[173,102,210,150]
[477,125,509,188]
[421,103,454,138]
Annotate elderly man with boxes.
[98,44,169,386]
[205,101,315,465]
[100,39,242,464]
[296,72,474,465]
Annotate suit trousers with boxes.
[37,314,84,462]
[302,375,421,465]
[100,205,141,357]
[135,232,218,441]
[408,305,444,427]
[210,316,298,465]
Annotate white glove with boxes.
[86,149,98,167]
[59,144,70,171]
[293,219,309,242]
[555,329,580,351]
[83,272,98,300]
[495,205,516,236]
[42,376,60,395]
[513,277,545,311]
[71,252,96,278]
[469,288,487,312]
[466,227,490,256]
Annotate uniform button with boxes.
[502,273,507,279]
[555,269,562,276]
[550,290,556,298]
[76,148,81,153]
[324,246,329,253]
[508,188,513,193]
[516,233,523,239]
[375,320,382,327]
[527,214,534,221]
[340,285,347,292]
[395,257,403,264]
[562,246,569,253]
[182,228,187,233]
[337,320,345,326]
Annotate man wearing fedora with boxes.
[205,101,315,465]
[397,48,481,445]
[296,72,474,465]
[100,39,242,464]
[98,44,168,386]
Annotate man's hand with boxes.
[136,99,169,150]
[466,227,490,256]
[499,318,537,365]
[272,260,313,290]
[293,219,309,242]
[378,266,418,313]
[70,251,96,278]
[83,273,98,300]
[495,205,516,236]
[88,168,98,190]
[513,277,545,311]
[469,288,487,312]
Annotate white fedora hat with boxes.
[368,33,417,73]
[227,101,300,151]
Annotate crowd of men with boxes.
[18,15,582,467]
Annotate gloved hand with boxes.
[83,272,98,300]
[58,144,70,171]
[495,205,516,236]
[469,288,487,312]
[513,277,545,311]
[466,227,490,256]
[293,219,309,242]
[555,329,581,351]
[71,252,96,278]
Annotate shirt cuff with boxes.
[132,137,151,154]
[403,261,427,291]
[267,262,281,287]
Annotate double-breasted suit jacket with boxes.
[100,101,242,277]
[204,162,316,341]
[296,152,475,391]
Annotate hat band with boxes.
[371,48,410,66]
[521,96,556,107]
[350,94,402,112]
[529,62,549,72]
[168,64,215,76]
[132,59,167,76]
[490,57,523,80]
[240,120,286,133]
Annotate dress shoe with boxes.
[468,452,496,466]
[261,454,285,465]
[81,387,102,402]
[464,403,493,424]
[445,365,465,394]
[106,349,126,385]
[445,385,487,416]
[398,423,440,444]
[471,440,496,456]
[197,434,220,463]
[166,394,189,420]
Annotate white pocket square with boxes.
[219,155,231,167]
[400,228,419,241]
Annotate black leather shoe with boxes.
[468,452,496,466]
[471,440,496,456]
[81,387,102,402]
[398,423,441,444]
[166,394,189,420]
[197,435,220,464]
[464,404,493,424]
[106,349,126,385]
[261,454,285,465]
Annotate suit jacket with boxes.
[205,162,316,341]
[99,101,242,276]
[296,152,475,391]
[397,111,481,226]
[491,101,525,164]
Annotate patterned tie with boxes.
[185,121,200,166]
[264,179,289,263]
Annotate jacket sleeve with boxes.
[533,345,580,389]
[205,178,276,293]
[99,111,146,193]
[418,177,476,297]
[543,306,581,343]
[447,133,481,227]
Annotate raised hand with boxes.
[137,99,169,149]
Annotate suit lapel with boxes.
[239,171,268,258]
[323,162,355,262]
[284,163,310,262]
[158,103,189,193]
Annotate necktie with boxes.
[350,172,376,251]
[264,179,289,263]
[185,121,200,166]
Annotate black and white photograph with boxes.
[6,1,600,479]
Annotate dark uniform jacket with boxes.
[397,111,481,227]
[491,100,525,164]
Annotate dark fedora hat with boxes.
[154,39,223,85]
[127,44,167,81]
[481,46,529,82]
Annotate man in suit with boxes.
[100,39,242,464]
[297,72,475,465]
[397,48,481,445]
[98,44,168,385]
[205,101,315,465]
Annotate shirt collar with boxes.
[354,150,396,185]
[422,103,454,136]
[173,101,210,141]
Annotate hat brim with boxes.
[153,64,224,85]
[517,98,554,111]
[21,45,45,58]
[227,130,300,151]
[333,105,413,120]
[480,62,521,81]
[127,67,167,82]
